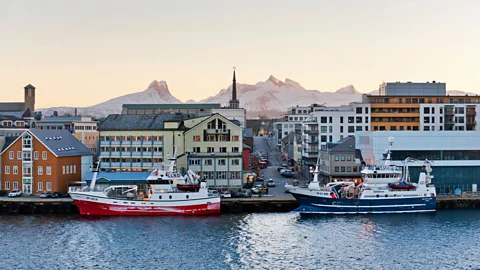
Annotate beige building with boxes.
[184,114,244,188]
[318,136,363,184]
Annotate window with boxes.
[340,117,344,124]
[66,166,69,174]
[341,155,345,161]
[17,151,21,160]
[356,126,362,131]
[341,166,346,172]
[9,151,13,160]
[34,151,39,160]
[348,126,354,133]
[5,182,10,190]
[353,167,358,172]
[232,136,239,141]
[335,155,339,161]
[347,155,352,161]
[232,147,239,153]
[70,165,73,174]
[356,107,362,114]
[46,182,52,191]
[38,166,43,175]
[218,159,226,166]
[193,136,201,142]
[340,126,344,133]
[232,159,240,165]
[219,147,227,153]
[348,117,354,123]
[63,166,66,174]
[334,166,339,172]
[204,159,213,166]
[38,182,43,191]
[321,136,327,142]
[5,166,10,174]
[189,159,200,165]
[347,166,352,172]
[42,151,47,160]
[424,107,430,114]
[356,117,362,123]
[207,147,214,153]
[46,166,52,175]
[13,181,18,190]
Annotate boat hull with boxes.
[70,193,221,216]
[291,193,436,214]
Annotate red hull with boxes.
[73,200,221,216]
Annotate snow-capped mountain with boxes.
[200,76,363,117]
[39,80,181,117]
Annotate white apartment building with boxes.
[273,106,311,146]
[301,103,370,178]
[419,103,480,132]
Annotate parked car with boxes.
[40,192,53,198]
[232,189,252,198]
[208,190,219,197]
[277,165,288,172]
[281,171,295,178]
[266,179,276,187]
[243,182,253,189]
[256,177,265,182]
[62,192,71,198]
[0,190,7,196]
[51,192,63,198]
[280,169,292,174]
[251,185,268,195]
[8,189,23,197]
[220,191,231,198]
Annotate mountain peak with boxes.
[285,78,303,88]
[335,85,359,94]
[266,75,284,86]
[147,80,172,96]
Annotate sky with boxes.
[1,0,480,108]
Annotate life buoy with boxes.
[153,170,158,176]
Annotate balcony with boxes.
[304,139,318,144]
[205,129,229,135]
[467,121,476,125]
[445,109,454,115]
[303,148,318,153]
[467,111,476,116]
[304,129,319,135]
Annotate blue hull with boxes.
[291,193,436,214]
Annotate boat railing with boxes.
[363,165,398,171]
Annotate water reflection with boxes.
[0,211,479,270]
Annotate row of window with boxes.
[193,135,239,142]
[4,181,52,191]
[189,159,240,166]
[101,146,163,152]
[373,126,420,131]
[74,125,96,130]
[9,151,47,160]
[334,155,355,162]
[62,165,77,175]
[198,171,241,179]
[100,136,163,142]
[333,166,360,173]
[391,150,480,161]
[1,121,24,127]
[102,158,163,163]
[191,147,240,153]
[4,166,52,175]
[369,97,480,104]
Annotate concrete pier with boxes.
[0,197,478,214]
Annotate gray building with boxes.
[379,81,446,96]
[318,136,363,184]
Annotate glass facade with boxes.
[406,166,480,193]
[391,150,480,161]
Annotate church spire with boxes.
[229,66,240,109]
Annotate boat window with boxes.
[169,195,172,199]
[159,196,162,199]
[385,194,388,197]
[186,195,189,199]
[376,194,379,198]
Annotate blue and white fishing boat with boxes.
[290,137,436,214]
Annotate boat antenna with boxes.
[310,151,321,183]
[89,157,102,191]
[384,136,394,168]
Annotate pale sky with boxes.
[1,0,480,108]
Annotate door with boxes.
[22,184,32,195]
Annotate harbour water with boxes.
[1,210,479,270]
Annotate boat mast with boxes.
[384,136,394,168]
[89,159,101,191]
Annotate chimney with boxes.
[75,108,78,116]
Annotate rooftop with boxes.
[122,103,222,110]
[29,129,93,157]
[0,103,25,112]
[99,114,194,131]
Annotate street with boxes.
[252,136,305,199]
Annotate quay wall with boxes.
[0,197,478,214]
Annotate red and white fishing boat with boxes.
[69,152,220,216]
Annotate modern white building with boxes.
[301,103,370,178]
[273,106,311,146]
[355,131,480,193]
[419,103,480,131]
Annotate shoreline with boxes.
[0,197,478,215]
